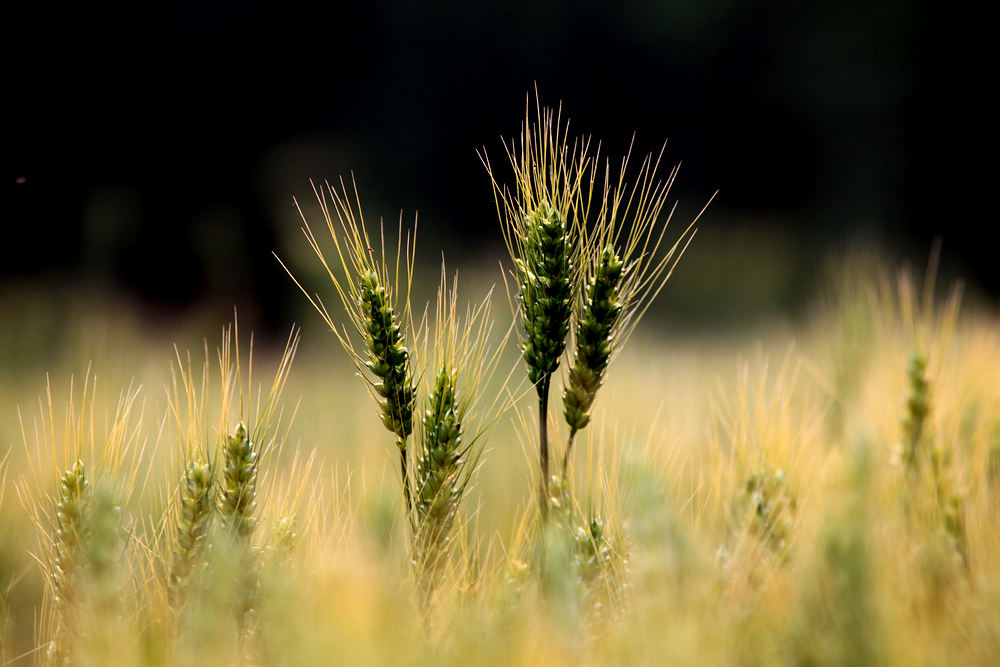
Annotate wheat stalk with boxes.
[411,265,512,598]
[560,137,707,477]
[279,176,417,526]
[482,97,592,517]
[15,370,145,663]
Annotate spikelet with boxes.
[358,270,416,442]
[517,202,575,398]
[52,460,90,615]
[162,329,233,615]
[222,321,299,542]
[416,366,461,546]
[17,371,144,664]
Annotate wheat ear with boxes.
[415,367,461,570]
[562,245,624,471]
[560,138,705,475]
[483,98,590,517]
[518,201,575,512]
[358,269,417,519]
[53,460,90,614]
[167,459,214,607]
[279,176,417,525]
[221,421,258,540]
[411,264,510,596]
[902,352,930,473]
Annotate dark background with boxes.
[4,1,993,332]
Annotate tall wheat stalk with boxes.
[484,95,709,517]
[483,98,592,517]
[16,371,145,662]
[280,177,418,528]
[159,318,298,660]
[561,142,706,475]
[412,265,511,598]
[163,333,234,611]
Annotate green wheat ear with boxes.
[168,458,214,607]
[483,98,591,518]
[902,352,930,473]
[409,264,510,598]
[562,245,624,461]
[359,269,416,442]
[43,459,91,663]
[53,460,90,611]
[517,200,575,513]
[358,267,416,523]
[518,201,575,395]
[415,367,462,576]
[280,177,418,525]
[221,422,258,539]
[557,137,703,478]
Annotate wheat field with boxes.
[1,252,999,665]
[2,100,1000,665]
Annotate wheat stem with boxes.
[358,269,417,524]
[538,386,551,518]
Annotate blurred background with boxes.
[3,0,994,349]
